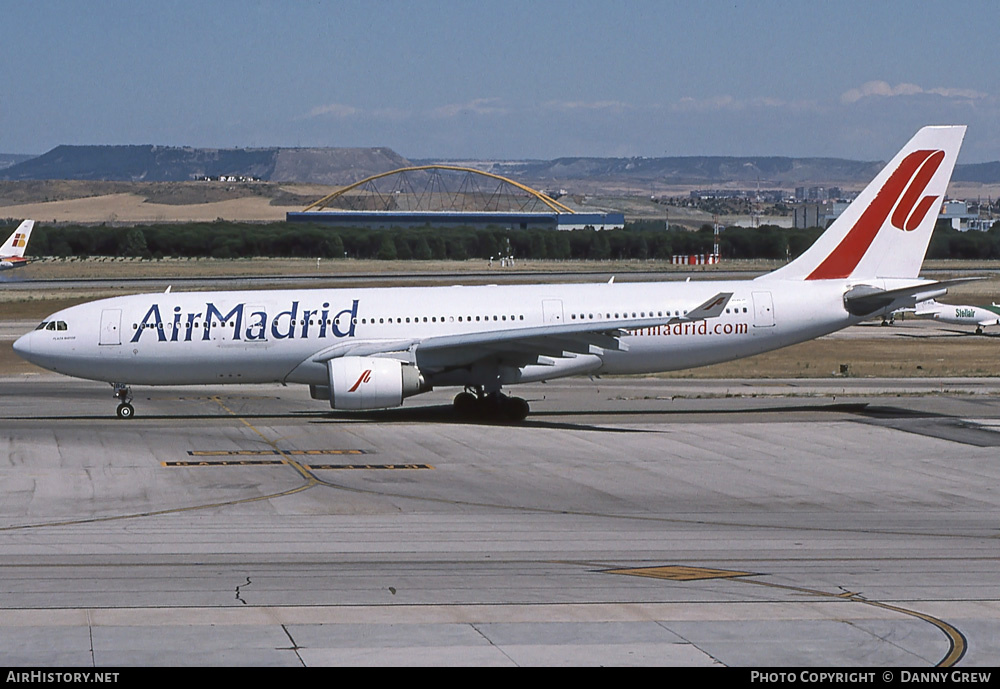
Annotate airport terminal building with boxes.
[286,210,624,231]
[287,165,625,231]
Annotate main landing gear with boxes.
[453,387,530,422]
[113,383,134,419]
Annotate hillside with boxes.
[4,145,1000,190]
[0,145,413,185]
[483,156,887,186]
[953,161,1000,184]
[0,154,35,170]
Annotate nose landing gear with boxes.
[113,383,134,419]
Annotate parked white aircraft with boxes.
[13,127,970,420]
[0,220,35,270]
[900,299,1000,334]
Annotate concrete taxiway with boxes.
[1,374,999,666]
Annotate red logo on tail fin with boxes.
[890,150,944,231]
[348,369,372,392]
[806,149,945,280]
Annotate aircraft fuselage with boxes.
[14,277,875,388]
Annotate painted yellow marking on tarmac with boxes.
[605,563,966,667]
[3,397,334,531]
[188,449,366,456]
[605,565,753,581]
[207,396,318,484]
[861,599,967,668]
[744,578,966,665]
[164,460,288,467]
[164,460,434,470]
[306,463,434,471]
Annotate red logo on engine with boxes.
[348,369,372,392]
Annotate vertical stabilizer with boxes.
[1,220,35,258]
[764,126,965,281]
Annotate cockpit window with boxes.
[56,321,67,331]
[35,321,48,330]
[38,321,67,331]
[45,322,57,331]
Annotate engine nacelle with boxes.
[325,357,427,410]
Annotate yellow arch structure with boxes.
[303,165,576,214]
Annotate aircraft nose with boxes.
[12,332,31,358]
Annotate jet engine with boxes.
[314,356,428,410]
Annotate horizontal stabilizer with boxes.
[843,278,982,316]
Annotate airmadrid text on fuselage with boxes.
[130,299,360,343]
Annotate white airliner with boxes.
[13,126,969,420]
[901,299,1000,334]
[0,220,35,270]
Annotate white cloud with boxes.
[302,103,362,119]
[926,86,989,100]
[841,80,987,104]
[430,98,507,119]
[299,103,413,122]
[672,95,739,112]
[669,95,812,112]
[542,99,632,113]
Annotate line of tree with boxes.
[10,219,1000,262]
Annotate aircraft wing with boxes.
[311,292,733,369]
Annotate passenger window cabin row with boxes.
[124,305,750,332]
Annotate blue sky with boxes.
[3,0,999,162]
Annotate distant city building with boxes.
[964,218,996,231]
[196,174,262,182]
[689,189,785,202]
[826,200,851,223]
[793,203,827,228]
[941,200,990,231]
[794,186,843,202]
[804,198,996,232]
[690,190,747,200]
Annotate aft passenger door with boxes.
[100,309,122,345]
[752,291,775,328]
[542,299,564,324]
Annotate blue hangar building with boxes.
[286,210,624,231]
[285,165,625,231]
